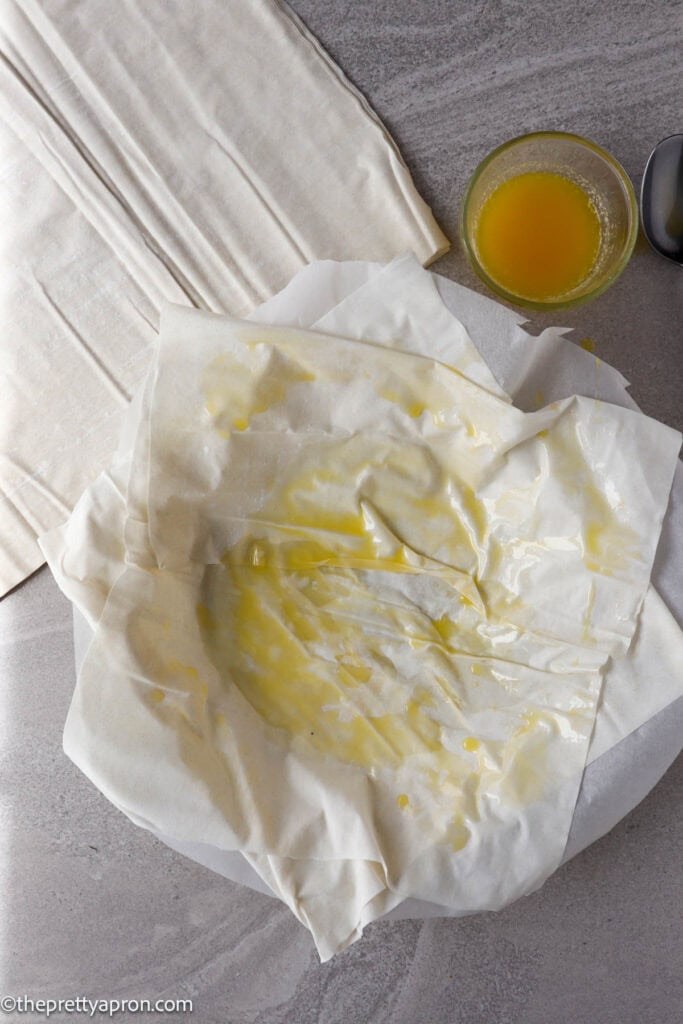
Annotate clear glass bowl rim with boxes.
[460,130,639,310]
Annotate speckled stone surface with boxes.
[294,0,683,435]
[1,2,681,1022]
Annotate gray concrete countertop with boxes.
[295,0,682,435]
[2,2,681,1023]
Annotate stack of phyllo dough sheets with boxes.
[40,255,682,960]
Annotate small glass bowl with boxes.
[460,131,638,310]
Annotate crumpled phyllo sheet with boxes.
[54,298,680,959]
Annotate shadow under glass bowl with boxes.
[460,131,639,311]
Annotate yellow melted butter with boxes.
[199,564,451,771]
[475,171,601,301]
[196,559,536,850]
[195,560,560,848]
[189,330,641,849]
[225,438,487,612]
[202,349,315,434]
[379,387,425,419]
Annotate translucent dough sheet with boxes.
[40,256,682,960]
[0,0,448,596]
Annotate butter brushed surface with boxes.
[2,2,681,1022]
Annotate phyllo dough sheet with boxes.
[44,272,679,958]
[0,0,448,595]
